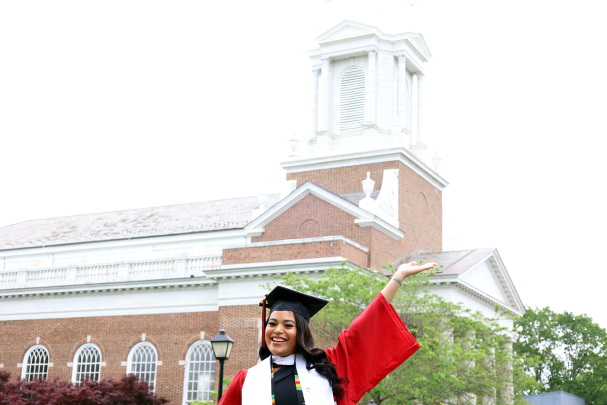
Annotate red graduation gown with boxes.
[219,292,420,405]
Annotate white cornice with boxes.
[223,235,369,253]
[0,276,216,297]
[0,301,219,321]
[213,257,361,279]
[429,276,522,317]
[487,250,525,314]
[308,20,432,64]
[354,218,404,240]
[0,228,247,258]
[280,147,449,191]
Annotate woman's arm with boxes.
[381,261,436,304]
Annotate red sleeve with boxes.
[325,293,420,403]
[218,370,248,405]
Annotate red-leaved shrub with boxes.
[0,370,169,404]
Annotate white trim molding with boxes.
[245,182,404,241]
[216,257,362,278]
[223,236,369,253]
[21,344,50,380]
[280,147,448,191]
[182,340,216,405]
[126,342,158,393]
[72,343,102,383]
[429,249,525,316]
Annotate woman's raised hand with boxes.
[382,261,438,304]
[395,261,437,279]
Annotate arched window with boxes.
[182,340,216,404]
[339,67,366,133]
[21,345,49,381]
[127,342,158,393]
[72,343,101,383]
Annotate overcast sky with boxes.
[1,0,606,327]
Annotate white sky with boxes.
[1,0,606,327]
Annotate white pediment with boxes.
[245,181,404,241]
[461,259,510,305]
[316,20,380,43]
[406,33,433,59]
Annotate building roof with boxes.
[0,194,281,250]
[409,249,495,275]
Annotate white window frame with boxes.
[21,344,50,380]
[126,342,158,393]
[182,340,216,405]
[338,66,366,134]
[71,343,102,383]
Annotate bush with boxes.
[0,370,169,404]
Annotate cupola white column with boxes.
[416,73,424,144]
[365,51,377,125]
[397,56,407,127]
[319,58,332,133]
[311,68,320,138]
[411,72,428,160]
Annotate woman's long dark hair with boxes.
[259,312,348,401]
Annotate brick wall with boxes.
[285,160,442,269]
[217,304,260,384]
[287,161,398,197]
[253,194,372,249]
[223,240,368,268]
[0,309,264,404]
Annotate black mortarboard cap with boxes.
[259,285,329,348]
[263,285,329,321]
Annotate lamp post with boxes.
[209,329,235,403]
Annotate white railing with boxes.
[187,256,222,273]
[0,255,222,290]
[27,268,68,285]
[77,264,120,280]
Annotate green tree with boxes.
[514,307,607,404]
[272,263,520,405]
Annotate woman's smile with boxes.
[265,310,298,356]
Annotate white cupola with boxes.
[307,20,432,159]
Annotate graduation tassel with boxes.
[262,294,268,348]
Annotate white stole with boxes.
[242,353,335,405]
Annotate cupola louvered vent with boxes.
[339,67,366,133]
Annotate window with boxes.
[127,342,158,392]
[21,345,49,381]
[339,67,366,133]
[182,340,216,404]
[72,343,101,382]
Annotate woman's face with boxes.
[265,310,298,357]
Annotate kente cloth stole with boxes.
[242,353,336,405]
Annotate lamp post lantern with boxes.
[209,329,235,402]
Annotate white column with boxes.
[319,58,332,132]
[311,68,320,138]
[411,72,428,159]
[397,56,407,126]
[416,73,425,144]
[501,341,514,405]
[366,51,377,124]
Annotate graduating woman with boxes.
[219,260,437,405]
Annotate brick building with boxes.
[0,21,524,404]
